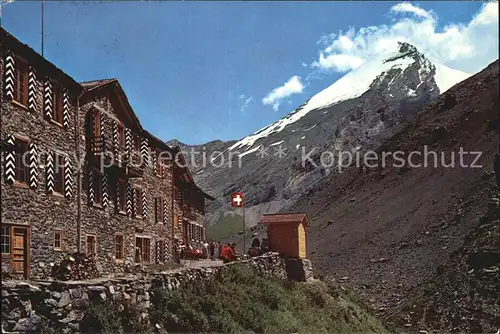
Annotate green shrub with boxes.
[78,264,388,333]
[153,264,388,333]
[79,300,152,333]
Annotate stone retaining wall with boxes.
[1,253,309,333]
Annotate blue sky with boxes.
[2,1,497,145]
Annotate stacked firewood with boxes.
[51,253,100,281]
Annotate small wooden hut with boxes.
[259,213,310,259]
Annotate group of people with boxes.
[175,237,270,264]
[202,240,238,263]
[247,237,269,257]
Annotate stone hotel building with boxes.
[0,28,214,279]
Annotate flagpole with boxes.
[41,0,44,57]
[242,204,246,256]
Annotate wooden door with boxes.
[12,227,29,279]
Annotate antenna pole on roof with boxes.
[41,0,44,57]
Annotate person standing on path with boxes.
[217,241,223,260]
[208,240,215,260]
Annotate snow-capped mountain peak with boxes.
[228,42,471,152]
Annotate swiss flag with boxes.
[231,192,244,208]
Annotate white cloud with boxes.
[312,53,365,72]
[262,75,304,111]
[238,94,253,112]
[311,2,499,74]
[390,2,434,20]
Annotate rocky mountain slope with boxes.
[172,42,472,232]
[387,201,499,332]
[224,59,499,332]
[289,60,499,330]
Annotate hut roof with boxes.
[259,213,310,227]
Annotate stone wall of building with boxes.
[1,34,210,281]
[0,253,298,333]
[1,45,81,279]
[76,94,174,275]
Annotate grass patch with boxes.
[75,264,388,333]
[207,213,244,241]
[149,264,388,333]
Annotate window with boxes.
[13,57,28,105]
[173,186,179,202]
[53,154,65,194]
[117,124,125,149]
[13,137,29,184]
[117,179,127,212]
[86,235,96,255]
[156,150,165,178]
[91,110,100,138]
[174,215,179,230]
[1,226,10,254]
[134,135,141,153]
[134,188,143,217]
[52,83,63,124]
[92,169,102,205]
[115,234,124,260]
[54,229,63,250]
[156,163,163,178]
[193,192,204,213]
[155,198,163,223]
[135,237,150,263]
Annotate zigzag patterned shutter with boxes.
[163,198,168,224]
[64,157,73,198]
[100,112,108,143]
[28,66,38,112]
[115,179,120,212]
[152,152,157,175]
[4,52,15,100]
[126,182,133,216]
[4,135,16,184]
[125,127,132,152]
[164,241,169,262]
[141,137,149,165]
[88,169,94,204]
[46,152,54,194]
[62,89,70,128]
[28,143,38,188]
[142,190,148,219]
[44,77,53,120]
[102,172,109,208]
[112,120,119,154]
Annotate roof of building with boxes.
[170,145,215,201]
[1,27,83,93]
[260,213,310,227]
[80,78,143,131]
[80,78,118,91]
[2,27,216,204]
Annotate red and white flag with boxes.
[231,192,244,208]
